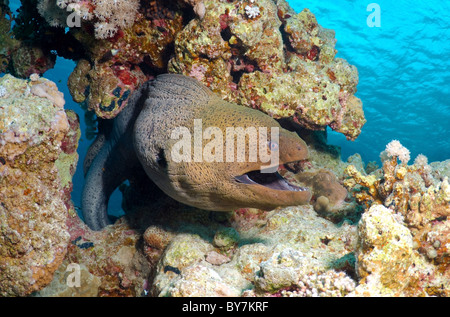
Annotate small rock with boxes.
[213,227,240,249]
[205,251,231,266]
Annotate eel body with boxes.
[82,74,311,230]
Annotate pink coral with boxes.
[30,79,66,108]
[382,139,410,164]
[189,64,207,81]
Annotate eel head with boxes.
[231,126,311,210]
[134,74,312,213]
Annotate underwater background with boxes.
[1,0,449,298]
[4,0,450,212]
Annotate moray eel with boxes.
[82,74,311,230]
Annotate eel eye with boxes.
[268,141,279,152]
[156,148,168,168]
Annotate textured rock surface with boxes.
[344,143,449,296]
[169,0,365,140]
[38,209,150,297]
[0,74,80,296]
[143,202,358,297]
[350,204,448,296]
[65,1,185,119]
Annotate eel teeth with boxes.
[235,164,307,192]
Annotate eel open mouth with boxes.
[235,164,307,192]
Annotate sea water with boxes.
[288,0,450,164]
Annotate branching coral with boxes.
[92,0,140,39]
[245,4,260,19]
[345,143,449,225]
[344,142,449,296]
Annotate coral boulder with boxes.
[0,74,80,296]
[169,0,365,140]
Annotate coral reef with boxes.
[11,123,444,298]
[169,0,365,140]
[114,149,359,297]
[344,141,449,225]
[2,0,67,78]
[66,1,185,119]
[148,202,358,297]
[2,0,185,118]
[4,0,446,298]
[38,209,150,297]
[37,0,141,39]
[344,141,449,296]
[129,137,447,297]
[39,137,355,298]
[0,74,80,296]
[351,204,448,296]
[9,45,56,78]
[5,0,365,136]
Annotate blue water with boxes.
[289,0,450,164]
[3,0,450,212]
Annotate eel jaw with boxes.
[234,164,308,192]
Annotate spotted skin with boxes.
[82,74,311,230]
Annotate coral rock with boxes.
[294,169,348,217]
[0,75,79,296]
[351,204,448,296]
[39,211,150,297]
[66,1,184,119]
[344,145,449,296]
[68,59,148,119]
[9,45,56,78]
[169,0,365,140]
[255,248,308,293]
[147,203,358,297]
[165,262,240,297]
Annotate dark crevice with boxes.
[144,40,175,74]
[230,56,260,85]
[231,70,244,85]
[220,26,233,42]
[279,25,297,54]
